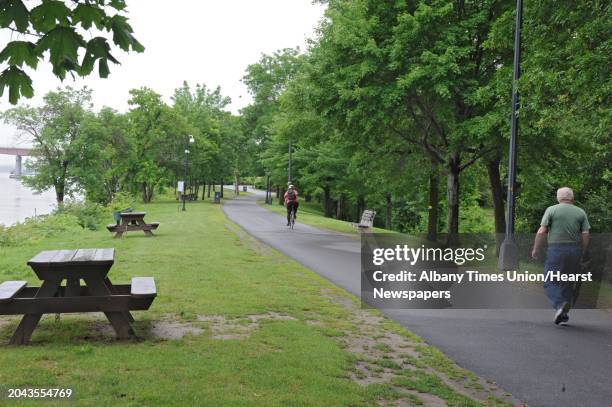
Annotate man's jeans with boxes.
[543,243,582,309]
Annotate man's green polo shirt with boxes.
[540,203,590,244]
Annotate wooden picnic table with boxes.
[107,211,159,238]
[0,248,156,345]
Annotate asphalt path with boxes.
[223,189,612,407]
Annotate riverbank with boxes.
[0,196,518,406]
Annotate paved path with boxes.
[223,190,612,407]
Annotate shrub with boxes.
[109,191,136,212]
[0,213,79,247]
[55,200,108,231]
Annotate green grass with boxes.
[258,199,390,235]
[0,195,492,406]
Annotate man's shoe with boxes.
[559,313,570,326]
[286,222,290,226]
[554,301,571,325]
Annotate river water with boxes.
[0,172,57,226]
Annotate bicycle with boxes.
[288,207,296,230]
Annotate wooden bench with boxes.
[131,277,157,298]
[353,209,376,231]
[0,281,27,303]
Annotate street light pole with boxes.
[288,138,292,185]
[182,135,195,212]
[498,0,523,270]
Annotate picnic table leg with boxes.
[137,218,154,236]
[85,278,135,339]
[9,280,61,345]
[104,277,135,323]
[65,278,80,296]
[114,221,126,238]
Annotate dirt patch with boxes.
[198,312,296,340]
[321,289,525,407]
[151,321,203,340]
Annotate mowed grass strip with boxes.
[0,197,493,406]
[257,199,390,235]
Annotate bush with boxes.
[0,214,79,247]
[55,200,108,231]
[109,191,136,212]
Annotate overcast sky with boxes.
[0,0,326,165]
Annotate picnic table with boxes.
[0,248,156,345]
[106,211,159,238]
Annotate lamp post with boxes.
[498,0,523,270]
[182,135,195,212]
[288,139,292,185]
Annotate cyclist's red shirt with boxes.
[284,190,298,204]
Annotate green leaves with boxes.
[0,41,39,68]
[0,66,34,104]
[0,0,144,104]
[109,15,144,52]
[37,27,85,79]
[30,0,71,32]
[72,4,105,30]
[0,0,29,31]
[81,37,119,77]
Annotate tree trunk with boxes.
[55,162,68,205]
[55,184,65,205]
[336,194,345,220]
[487,157,506,253]
[385,193,392,229]
[220,179,224,198]
[278,185,284,205]
[427,167,440,242]
[202,180,206,200]
[235,174,239,195]
[323,186,333,217]
[446,158,460,245]
[357,194,365,222]
[141,183,153,203]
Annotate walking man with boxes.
[532,187,590,325]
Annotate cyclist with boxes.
[284,184,299,226]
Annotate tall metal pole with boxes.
[498,0,523,270]
[288,139,292,185]
[182,148,188,211]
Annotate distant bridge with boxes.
[0,146,33,177]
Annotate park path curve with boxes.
[223,189,612,407]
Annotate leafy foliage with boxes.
[0,0,143,103]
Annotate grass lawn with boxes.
[0,196,516,406]
[257,199,390,235]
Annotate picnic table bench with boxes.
[0,248,156,345]
[353,209,376,231]
[107,211,159,238]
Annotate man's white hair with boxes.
[557,187,574,202]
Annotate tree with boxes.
[2,86,96,204]
[302,0,513,242]
[75,107,131,204]
[0,0,143,104]
[126,87,190,202]
[242,48,304,177]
